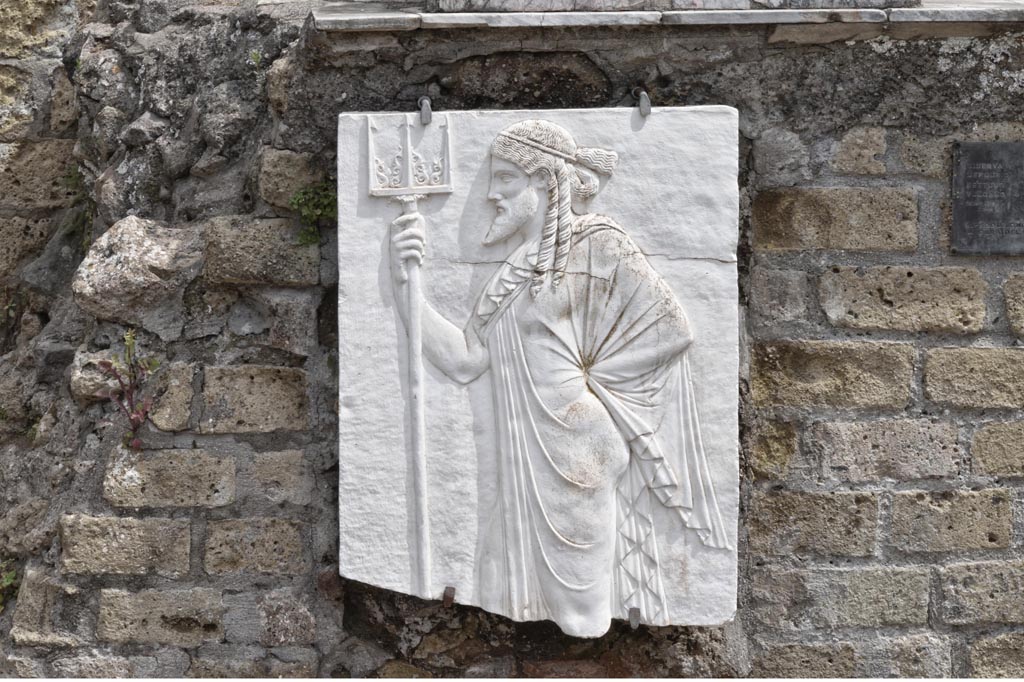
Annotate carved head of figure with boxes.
[487,120,618,295]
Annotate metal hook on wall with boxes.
[418,96,432,125]
[631,88,652,117]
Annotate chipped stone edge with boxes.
[312,4,1024,30]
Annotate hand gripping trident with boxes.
[367,112,453,597]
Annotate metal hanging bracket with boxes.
[632,88,652,117]
[418,96,432,125]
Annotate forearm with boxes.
[418,302,489,384]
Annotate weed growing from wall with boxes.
[290,180,337,245]
[97,329,160,450]
[0,559,17,615]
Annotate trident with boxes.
[367,112,453,597]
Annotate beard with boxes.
[483,187,540,246]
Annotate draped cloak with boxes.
[469,214,730,631]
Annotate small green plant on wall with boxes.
[290,180,337,246]
[0,559,18,615]
[97,329,159,450]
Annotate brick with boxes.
[1003,273,1024,337]
[891,489,1011,552]
[98,588,224,646]
[104,448,235,508]
[247,450,315,505]
[60,514,190,577]
[205,518,307,575]
[971,633,1024,677]
[752,341,914,408]
[811,419,959,483]
[752,642,858,677]
[939,560,1024,625]
[0,216,51,278]
[150,361,195,431]
[832,126,887,175]
[819,266,986,334]
[258,147,322,208]
[748,491,878,558]
[204,216,319,286]
[0,139,78,210]
[925,348,1024,409]
[748,419,798,481]
[753,187,918,251]
[749,268,808,329]
[973,421,1024,476]
[200,366,309,433]
[883,634,951,678]
[752,567,928,629]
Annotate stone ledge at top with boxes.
[433,0,918,11]
[314,0,1024,30]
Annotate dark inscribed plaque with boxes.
[952,142,1024,255]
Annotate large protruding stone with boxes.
[72,216,204,341]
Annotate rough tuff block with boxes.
[187,645,318,678]
[205,518,307,575]
[200,366,309,433]
[1003,273,1024,337]
[204,216,319,286]
[748,490,878,557]
[891,489,1011,552]
[831,126,887,175]
[819,266,986,334]
[811,419,958,482]
[104,448,235,508]
[247,451,315,505]
[752,567,930,629]
[752,642,858,677]
[749,268,808,328]
[0,139,78,209]
[883,634,952,678]
[971,633,1024,677]
[10,569,82,647]
[973,422,1024,476]
[753,187,918,251]
[925,348,1024,409]
[752,127,810,187]
[748,419,798,481]
[752,341,914,408]
[60,514,190,576]
[98,589,225,646]
[0,216,51,278]
[900,123,1024,179]
[258,147,322,208]
[150,361,195,431]
[259,591,317,646]
[939,560,1024,625]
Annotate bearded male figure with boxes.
[389,120,728,638]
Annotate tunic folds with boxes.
[471,214,729,636]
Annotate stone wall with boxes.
[3,0,1024,676]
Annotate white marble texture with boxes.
[338,108,738,637]
[313,1,1024,30]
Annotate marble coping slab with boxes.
[313,0,1024,30]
